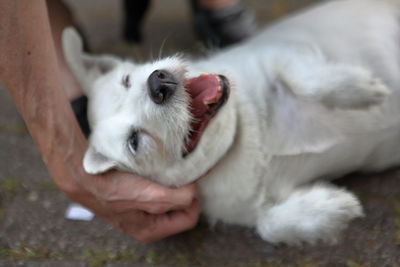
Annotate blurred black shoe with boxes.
[71,95,91,138]
[190,0,258,48]
[123,0,151,43]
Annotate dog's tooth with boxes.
[216,76,222,92]
[204,99,217,105]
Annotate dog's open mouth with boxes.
[183,74,230,156]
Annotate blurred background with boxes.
[64,0,317,57]
[1,0,400,266]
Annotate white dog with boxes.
[63,0,400,245]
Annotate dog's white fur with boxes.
[63,0,400,245]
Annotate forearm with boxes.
[0,1,200,241]
[0,0,86,182]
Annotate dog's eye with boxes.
[121,74,131,89]
[127,130,139,154]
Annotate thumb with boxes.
[133,182,198,213]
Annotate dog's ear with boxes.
[82,54,120,75]
[83,145,117,174]
[62,27,121,96]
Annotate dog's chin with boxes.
[182,73,230,157]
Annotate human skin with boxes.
[198,0,239,9]
[0,0,199,242]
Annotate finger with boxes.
[109,186,197,215]
[115,185,196,214]
[81,171,197,213]
[78,171,196,206]
[111,176,197,207]
[126,200,200,243]
[132,183,197,213]
[105,200,175,215]
[114,198,200,227]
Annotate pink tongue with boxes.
[186,74,220,117]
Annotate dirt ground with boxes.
[1,0,400,266]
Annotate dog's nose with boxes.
[147,70,178,104]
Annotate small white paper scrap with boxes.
[65,203,95,221]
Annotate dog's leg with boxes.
[256,183,363,245]
[277,49,390,109]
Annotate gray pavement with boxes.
[1,0,400,266]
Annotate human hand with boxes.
[53,167,200,242]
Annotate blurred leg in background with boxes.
[191,0,258,47]
[123,0,151,43]
[123,0,257,48]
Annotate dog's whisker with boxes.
[148,43,155,62]
[158,34,171,60]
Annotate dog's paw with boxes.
[322,70,390,109]
[256,183,364,246]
